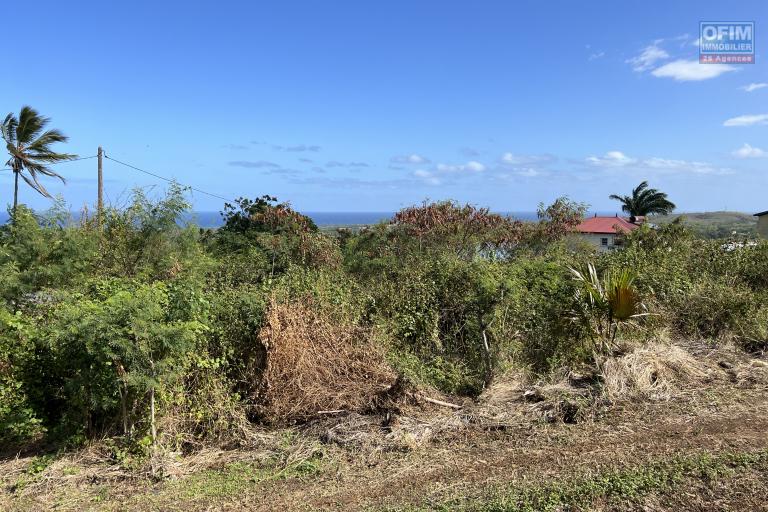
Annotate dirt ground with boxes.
[3,342,768,511]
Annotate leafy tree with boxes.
[0,307,43,444]
[518,197,588,254]
[387,198,587,261]
[217,196,317,238]
[390,200,524,260]
[214,196,337,275]
[0,204,98,303]
[609,181,676,216]
[1,106,76,214]
[100,183,203,279]
[47,280,205,443]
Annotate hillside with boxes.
[653,211,758,238]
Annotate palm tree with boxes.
[1,106,76,215]
[609,181,676,216]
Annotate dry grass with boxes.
[0,429,320,509]
[601,342,716,400]
[5,339,768,511]
[254,297,397,424]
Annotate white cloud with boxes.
[627,42,669,71]
[515,168,542,177]
[500,152,555,166]
[642,157,726,174]
[495,167,547,181]
[651,59,735,81]
[585,151,731,175]
[465,161,485,172]
[723,114,768,127]
[413,169,441,185]
[436,161,486,173]
[413,160,487,184]
[627,37,735,82]
[732,143,766,158]
[589,51,605,61]
[391,153,430,164]
[741,82,768,92]
[585,151,636,167]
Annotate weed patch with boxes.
[422,450,768,511]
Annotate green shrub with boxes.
[99,184,202,280]
[213,196,340,273]
[370,254,591,392]
[0,205,99,303]
[570,263,644,355]
[369,255,511,395]
[672,280,754,339]
[729,242,768,291]
[733,303,768,353]
[387,348,476,395]
[18,279,207,443]
[496,258,590,373]
[0,308,44,444]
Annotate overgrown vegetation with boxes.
[0,186,766,468]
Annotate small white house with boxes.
[756,211,768,238]
[575,215,642,252]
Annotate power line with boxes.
[2,151,235,203]
[0,154,98,172]
[103,154,234,202]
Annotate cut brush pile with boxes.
[253,297,397,424]
[600,342,714,400]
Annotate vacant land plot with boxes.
[3,341,767,511]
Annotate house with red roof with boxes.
[575,214,643,251]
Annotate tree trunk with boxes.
[84,385,93,437]
[149,385,156,444]
[12,170,19,218]
[129,397,137,435]
[481,328,493,388]
[149,359,157,445]
[148,383,158,478]
[120,383,128,436]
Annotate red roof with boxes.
[575,216,640,235]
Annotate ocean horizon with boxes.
[0,210,626,228]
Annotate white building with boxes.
[756,211,768,238]
[575,215,642,252]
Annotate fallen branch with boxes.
[418,394,463,410]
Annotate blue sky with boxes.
[1,1,766,213]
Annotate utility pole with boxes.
[97,146,103,229]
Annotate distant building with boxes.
[575,214,643,252]
[756,211,768,238]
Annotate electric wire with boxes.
[103,154,234,203]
